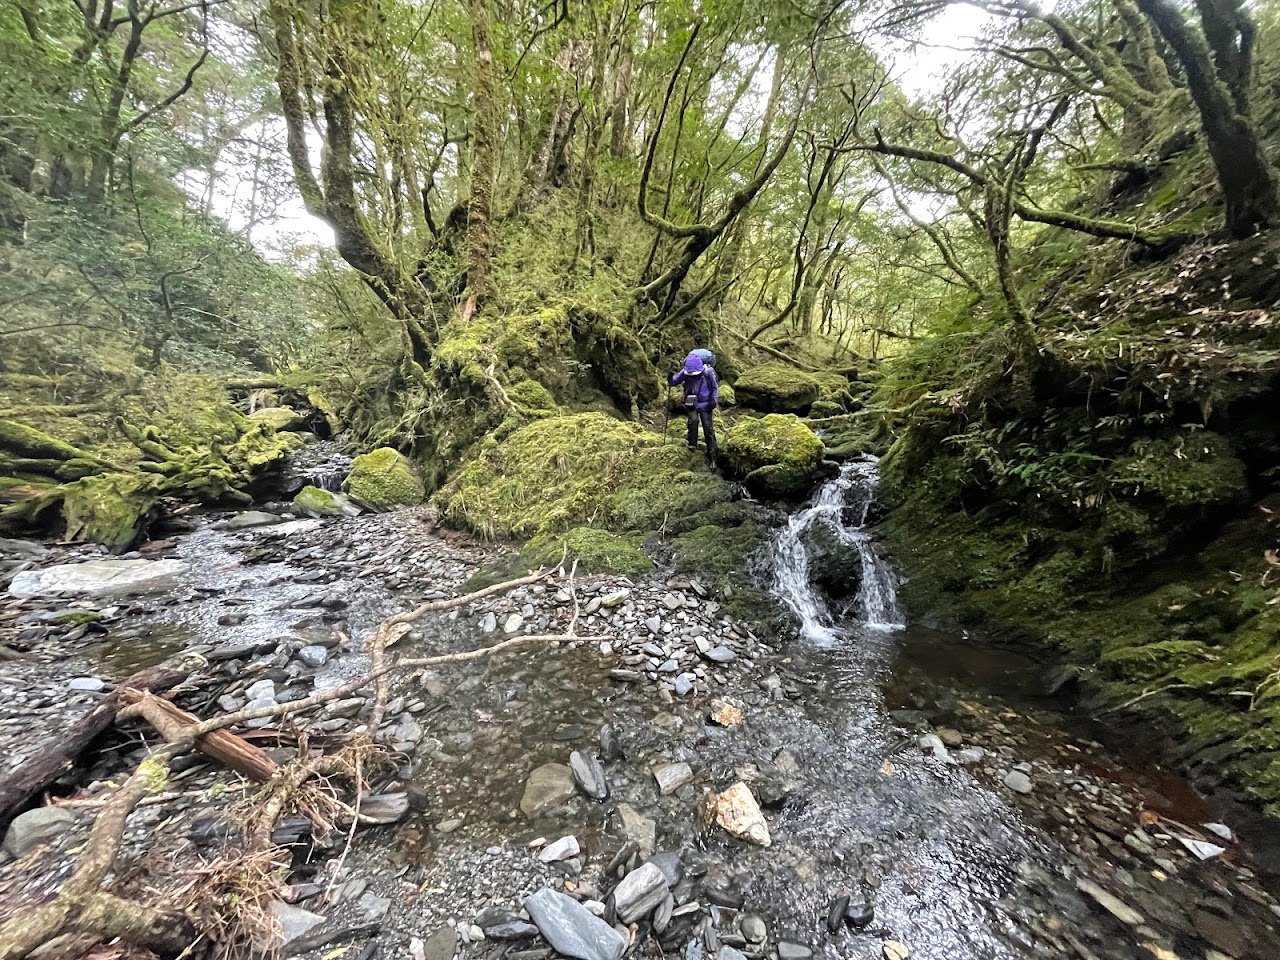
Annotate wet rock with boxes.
[709,699,742,727]
[525,887,627,960]
[1003,770,1033,794]
[554,724,586,741]
[269,901,325,944]
[570,751,609,801]
[617,804,656,857]
[521,763,577,818]
[778,944,812,960]
[741,915,766,943]
[296,644,329,668]
[702,646,736,664]
[1075,878,1144,926]
[653,762,694,795]
[610,669,641,683]
[646,852,683,887]
[361,793,409,824]
[600,724,622,762]
[613,862,670,923]
[4,806,76,856]
[935,728,964,748]
[226,511,284,530]
[540,836,581,862]
[826,896,849,933]
[705,874,746,909]
[68,677,105,692]
[674,676,694,697]
[708,782,770,846]
[845,900,874,929]
[481,612,498,633]
[9,558,188,599]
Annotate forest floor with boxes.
[2,501,1280,960]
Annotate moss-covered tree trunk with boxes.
[464,0,499,319]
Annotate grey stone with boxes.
[68,677,105,692]
[778,945,811,960]
[673,675,694,696]
[917,733,950,762]
[570,751,609,801]
[269,901,325,944]
[1076,878,1144,926]
[617,804,656,857]
[602,589,631,608]
[702,646,735,664]
[645,852,683,887]
[481,612,498,633]
[642,642,665,658]
[504,613,524,633]
[525,887,626,960]
[4,806,76,856]
[956,747,985,764]
[225,511,284,530]
[741,916,766,943]
[244,696,278,728]
[652,762,694,795]
[423,926,458,960]
[613,862,669,923]
[296,644,329,668]
[246,678,276,701]
[9,558,188,599]
[645,617,662,634]
[358,891,392,921]
[662,593,682,610]
[540,835,581,862]
[361,793,409,824]
[1003,770,1033,794]
[521,763,577,818]
[718,947,747,960]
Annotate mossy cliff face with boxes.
[723,414,825,498]
[877,237,1280,815]
[343,448,426,510]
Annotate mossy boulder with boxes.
[248,406,306,432]
[808,399,844,419]
[293,485,361,518]
[734,364,821,413]
[723,414,825,498]
[1,472,162,551]
[343,448,426,510]
[521,527,653,575]
[671,522,763,576]
[438,412,731,539]
[719,382,736,407]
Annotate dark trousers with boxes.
[687,408,718,461]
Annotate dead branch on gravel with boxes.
[0,566,606,960]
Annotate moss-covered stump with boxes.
[248,406,306,431]
[438,412,731,539]
[734,364,821,413]
[343,448,426,511]
[723,415,824,499]
[521,527,653,575]
[293,485,362,518]
[0,473,162,551]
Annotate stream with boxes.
[2,458,1279,960]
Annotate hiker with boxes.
[670,350,720,467]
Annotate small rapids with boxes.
[769,457,903,644]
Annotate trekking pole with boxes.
[663,382,672,444]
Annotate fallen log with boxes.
[118,689,280,783]
[0,660,196,828]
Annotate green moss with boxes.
[437,412,731,539]
[247,406,305,431]
[1098,640,1217,683]
[293,485,359,518]
[719,382,737,406]
[1112,432,1247,507]
[733,364,821,413]
[521,527,653,575]
[808,399,844,418]
[507,379,558,414]
[343,447,426,510]
[724,415,824,473]
[671,522,763,576]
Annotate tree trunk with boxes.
[1137,0,1278,236]
[464,0,500,318]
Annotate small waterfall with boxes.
[770,457,903,644]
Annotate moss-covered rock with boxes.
[343,448,426,510]
[521,527,653,575]
[723,414,824,499]
[734,364,821,413]
[0,472,162,551]
[671,522,763,576]
[438,412,731,539]
[719,382,737,407]
[293,485,361,518]
[248,406,306,431]
[808,399,844,418]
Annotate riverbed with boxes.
[1,461,1278,960]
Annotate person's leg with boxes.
[701,409,718,466]
[686,409,698,450]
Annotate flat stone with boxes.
[246,678,276,701]
[570,750,609,801]
[956,747,985,764]
[540,835,581,862]
[504,613,524,633]
[296,644,329,668]
[1075,878,1144,926]
[1003,770,1033,794]
[243,696,277,728]
[525,887,626,960]
[673,676,694,697]
[778,944,812,960]
[652,762,694,795]
[662,593,682,610]
[645,616,662,634]
[481,612,498,633]
[702,646,735,664]
[4,806,76,857]
[422,926,457,960]
[68,677,105,692]
[269,901,325,944]
[521,763,577,818]
[602,589,630,608]
[936,727,964,748]
[225,511,284,530]
[9,558,189,599]
[917,734,950,762]
[617,803,656,857]
[613,861,669,923]
[360,792,409,824]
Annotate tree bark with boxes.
[464,0,500,318]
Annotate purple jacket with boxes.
[671,361,719,411]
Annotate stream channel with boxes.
[1,456,1279,960]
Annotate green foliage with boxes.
[343,448,426,510]
[437,412,731,539]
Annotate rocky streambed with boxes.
[2,467,1280,960]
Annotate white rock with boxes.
[539,835,581,862]
[9,559,188,599]
[504,613,524,633]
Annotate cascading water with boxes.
[770,456,903,644]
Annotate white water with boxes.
[770,457,903,644]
